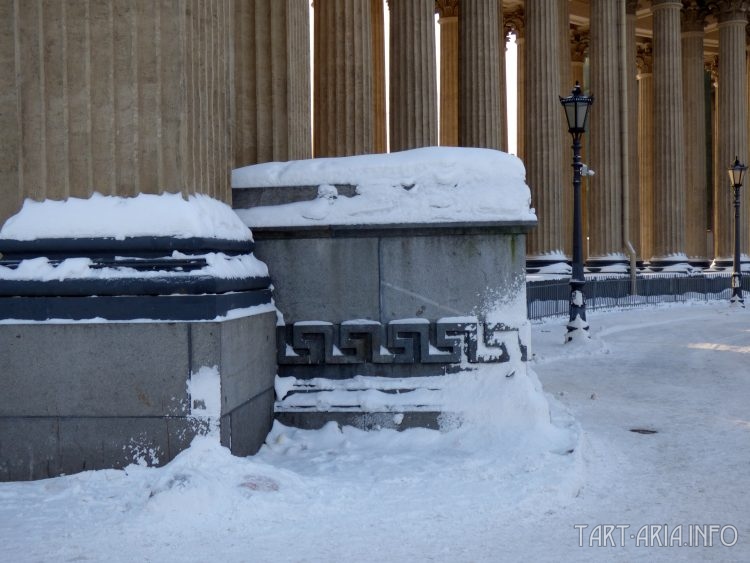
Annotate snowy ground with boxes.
[2,302,749,562]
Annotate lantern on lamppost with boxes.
[559,82,594,341]
[728,156,747,306]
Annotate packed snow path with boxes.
[1,303,748,562]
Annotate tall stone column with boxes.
[388,0,438,151]
[588,0,625,267]
[560,1,573,259]
[714,1,748,264]
[437,0,459,147]
[625,0,640,259]
[314,0,373,157]
[504,9,525,159]
[235,0,311,167]
[0,0,233,225]
[372,0,387,153]
[571,27,589,259]
[459,0,504,149]
[682,2,709,265]
[637,43,655,263]
[523,0,565,264]
[651,0,687,265]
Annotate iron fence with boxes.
[527,273,750,319]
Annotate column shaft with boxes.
[638,62,655,262]
[651,0,687,262]
[715,5,748,262]
[524,0,565,259]
[235,0,311,167]
[2,0,233,226]
[682,9,708,263]
[459,0,502,149]
[626,2,640,258]
[588,0,624,263]
[389,0,437,151]
[437,1,458,147]
[371,0,387,153]
[314,0,373,157]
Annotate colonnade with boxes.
[2,0,749,270]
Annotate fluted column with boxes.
[389,0,437,151]
[588,0,625,265]
[372,0,387,153]
[682,2,709,264]
[314,0,373,157]
[459,0,503,149]
[560,1,573,259]
[651,0,687,264]
[437,0,459,147]
[235,0,311,167]
[1,0,233,225]
[505,9,525,159]
[625,0,640,259]
[524,0,565,261]
[571,27,589,259]
[638,43,655,262]
[714,2,748,263]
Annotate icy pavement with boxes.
[1,302,749,562]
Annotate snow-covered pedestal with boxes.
[0,195,277,480]
[233,148,537,430]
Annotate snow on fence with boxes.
[527,273,750,319]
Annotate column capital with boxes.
[682,1,707,32]
[503,7,524,39]
[652,0,684,9]
[571,26,589,63]
[626,0,639,15]
[637,41,654,74]
[712,0,749,24]
[435,0,458,18]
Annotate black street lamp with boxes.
[728,156,746,306]
[560,82,594,341]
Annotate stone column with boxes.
[459,0,503,149]
[235,0,311,167]
[571,27,589,259]
[714,1,748,264]
[523,0,565,264]
[437,0,459,147]
[625,0,640,260]
[637,43,655,263]
[682,2,709,265]
[372,0,387,153]
[560,1,573,259]
[388,0,438,151]
[0,0,233,225]
[588,0,625,267]
[313,0,373,157]
[651,0,687,265]
[505,9,525,158]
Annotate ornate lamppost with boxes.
[559,82,594,341]
[728,157,747,306]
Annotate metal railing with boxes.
[527,273,750,319]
